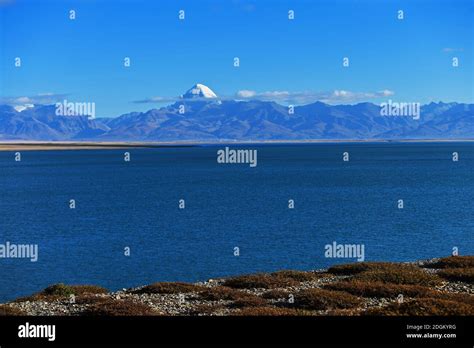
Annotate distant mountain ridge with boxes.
[0,100,472,141]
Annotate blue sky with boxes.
[0,0,473,117]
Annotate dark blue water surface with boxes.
[0,143,473,302]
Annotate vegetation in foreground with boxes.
[1,255,473,316]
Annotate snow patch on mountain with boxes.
[14,104,35,112]
[181,84,218,99]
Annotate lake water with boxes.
[0,143,473,302]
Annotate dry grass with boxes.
[432,292,474,306]
[47,284,107,296]
[231,306,304,316]
[437,268,474,283]
[327,261,441,286]
[424,256,474,269]
[222,273,299,289]
[329,262,441,286]
[0,305,26,316]
[132,282,204,294]
[352,266,441,286]
[84,299,159,316]
[188,303,227,316]
[197,286,250,301]
[324,280,433,298]
[74,294,110,305]
[262,289,291,300]
[294,288,362,310]
[15,284,108,302]
[227,295,267,309]
[270,270,321,282]
[366,298,473,316]
[197,286,269,308]
[326,308,364,316]
[327,262,393,275]
[324,280,474,306]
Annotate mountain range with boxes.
[1,84,473,141]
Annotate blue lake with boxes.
[0,143,473,302]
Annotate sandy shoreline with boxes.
[0,139,473,151]
[0,142,193,151]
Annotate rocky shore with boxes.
[1,256,473,316]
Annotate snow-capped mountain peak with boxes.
[181,84,218,99]
[14,104,35,112]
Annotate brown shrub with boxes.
[324,280,433,298]
[328,262,440,286]
[262,289,291,300]
[227,294,267,309]
[55,285,107,296]
[365,298,473,316]
[132,282,204,294]
[197,286,267,308]
[84,299,159,316]
[188,304,226,316]
[328,263,370,275]
[326,308,363,316]
[15,284,108,302]
[231,306,303,316]
[270,270,320,282]
[437,268,474,283]
[220,269,328,290]
[325,280,474,307]
[425,256,474,269]
[0,305,26,316]
[75,295,110,305]
[198,286,248,301]
[222,273,298,289]
[353,266,441,286]
[14,294,63,303]
[432,292,474,306]
[294,288,362,310]
[327,262,397,275]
